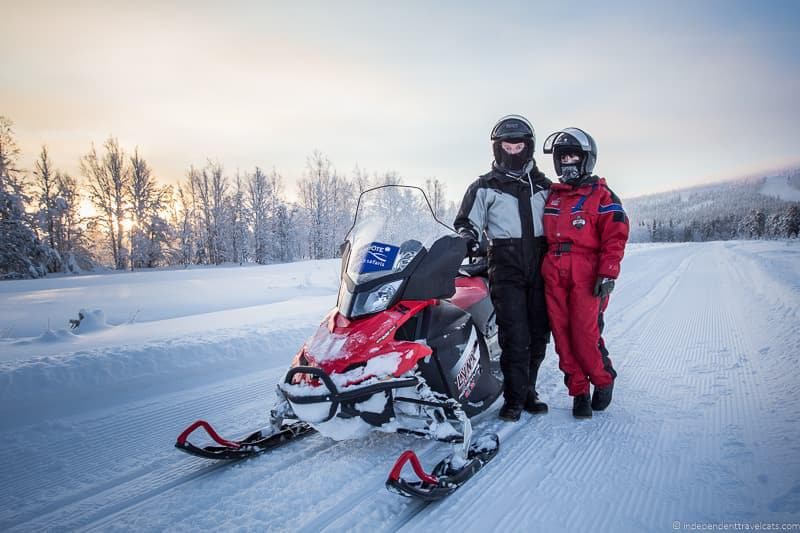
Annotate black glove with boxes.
[593,277,615,298]
[461,235,480,255]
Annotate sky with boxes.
[2,0,799,201]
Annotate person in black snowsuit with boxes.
[454,114,552,422]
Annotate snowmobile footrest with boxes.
[175,419,314,460]
[385,433,500,501]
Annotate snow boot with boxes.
[572,394,592,419]
[591,382,613,411]
[499,402,523,422]
[524,390,549,414]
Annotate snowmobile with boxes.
[176,185,503,501]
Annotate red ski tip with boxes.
[176,420,241,449]
[388,450,439,485]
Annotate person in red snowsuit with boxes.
[541,128,629,418]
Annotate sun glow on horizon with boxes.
[3,2,799,201]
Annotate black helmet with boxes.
[490,115,535,176]
[543,127,598,183]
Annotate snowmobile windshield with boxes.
[344,186,455,286]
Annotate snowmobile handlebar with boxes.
[281,366,419,423]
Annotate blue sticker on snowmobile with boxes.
[360,242,400,273]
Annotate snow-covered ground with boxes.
[1,241,799,531]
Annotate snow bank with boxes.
[0,321,318,429]
[70,308,110,333]
[0,260,342,428]
[0,259,340,340]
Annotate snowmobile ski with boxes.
[175,419,314,460]
[385,433,500,501]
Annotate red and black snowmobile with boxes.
[176,185,503,501]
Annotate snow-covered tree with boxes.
[82,137,131,270]
[247,166,272,264]
[190,161,229,265]
[425,177,447,219]
[0,117,57,278]
[53,172,94,271]
[352,165,373,194]
[783,204,800,238]
[298,151,356,259]
[625,176,800,243]
[127,149,173,268]
[176,182,197,266]
[32,146,58,250]
[227,171,249,265]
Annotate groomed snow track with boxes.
[1,242,799,531]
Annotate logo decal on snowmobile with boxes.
[572,216,586,229]
[456,328,482,397]
[361,241,400,273]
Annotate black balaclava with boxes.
[493,138,534,176]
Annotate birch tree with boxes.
[82,137,131,269]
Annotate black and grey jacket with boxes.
[454,162,552,280]
[455,162,551,242]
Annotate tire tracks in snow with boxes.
[307,245,701,532]
[306,407,524,533]
[399,244,702,531]
[1,369,274,526]
[80,434,344,533]
[1,361,303,531]
[7,243,799,530]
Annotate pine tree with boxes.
[784,204,800,238]
[32,146,59,253]
[0,116,55,278]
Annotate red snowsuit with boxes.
[542,177,629,397]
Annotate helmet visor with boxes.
[491,115,534,141]
[543,128,593,154]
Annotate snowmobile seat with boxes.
[458,257,488,278]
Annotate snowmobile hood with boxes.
[293,299,436,387]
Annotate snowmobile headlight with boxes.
[351,279,403,318]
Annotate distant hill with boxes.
[623,169,800,242]
[758,173,800,203]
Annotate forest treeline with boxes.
[625,176,800,243]
[2,115,798,280]
[0,116,456,279]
